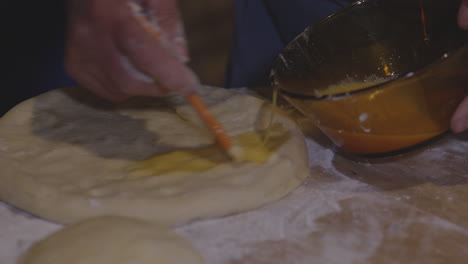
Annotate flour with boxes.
[175,182,362,263]
[306,138,352,180]
[0,203,61,264]
[306,138,335,170]
[175,137,377,264]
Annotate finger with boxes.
[66,28,130,101]
[458,0,468,29]
[66,19,166,100]
[114,14,199,95]
[451,96,468,133]
[67,60,130,102]
[117,54,171,96]
[84,72,130,102]
[97,36,171,97]
[145,0,189,62]
[67,55,129,102]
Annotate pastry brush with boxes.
[128,2,243,160]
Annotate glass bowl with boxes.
[271,0,468,155]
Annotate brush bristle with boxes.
[227,145,245,162]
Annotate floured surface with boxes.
[0,204,60,264]
[175,131,468,264]
[2,126,468,264]
[0,86,308,224]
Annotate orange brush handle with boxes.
[135,15,161,39]
[187,94,233,151]
[129,3,234,153]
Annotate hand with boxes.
[452,1,468,132]
[458,0,468,29]
[65,0,198,101]
[451,97,468,133]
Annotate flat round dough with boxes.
[0,86,308,224]
[18,216,204,264]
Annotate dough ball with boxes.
[18,216,204,264]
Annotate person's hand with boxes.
[452,1,468,133]
[458,0,468,29]
[451,97,468,133]
[66,0,199,101]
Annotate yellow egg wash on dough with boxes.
[127,124,290,179]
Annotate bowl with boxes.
[271,0,468,155]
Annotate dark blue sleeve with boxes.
[1,1,76,116]
[224,0,352,88]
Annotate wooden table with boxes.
[2,118,467,264]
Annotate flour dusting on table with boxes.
[2,134,468,264]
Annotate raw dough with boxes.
[0,86,308,224]
[18,216,205,264]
